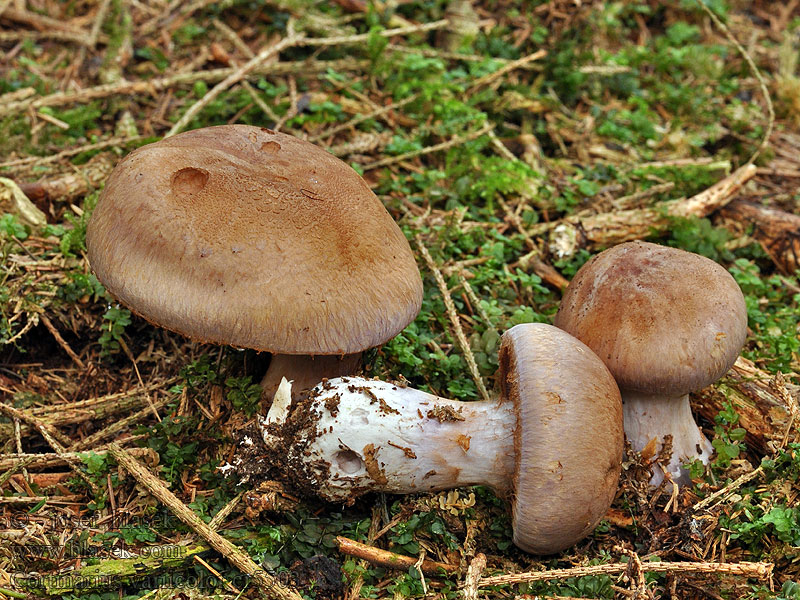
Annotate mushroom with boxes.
[553,241,748,486]
[259,323,623,554]
[86,125,423,399]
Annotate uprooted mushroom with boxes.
[86,125,423,400]
[554,241,748,486]
[252,323,624,555]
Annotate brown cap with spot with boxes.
[498,323,623,554]
[554,240,748,396]
[86,125,423,355]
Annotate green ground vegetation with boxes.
[1,1,799,598]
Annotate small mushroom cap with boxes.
[498,323,623,555]
[554,241,748,397]
[86,125,422,354]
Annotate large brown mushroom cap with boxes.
[86,125,422,355]
[498,323,623,555]
[553,241,747,397]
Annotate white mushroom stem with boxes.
[260,377,516,502]
[622,391,714,487]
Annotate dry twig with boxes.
[107,443,303,600]
[416,236,491,402]
[696,0,774,164]
[548,164,757,258]
[478,561,773,587]
[335,536,457,575]
[39,314,85,369]
[364,122,493,170]
[462,552,487,600]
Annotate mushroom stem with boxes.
[622,391,714,487]
[260,353,363,401]
[260,377,516,502]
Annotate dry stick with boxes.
[344,507,382,600]
[35,424,100,494]
[485,127,570,290]
[335,536,457,575]
[486,126,517,161]
[106,443,303,600]
[416,237,491,403]
[0,87,35,104]
[138,0,217,37]
[299,19,449,48]
[780,393,799,448]
[692,465,764,513]
[547,163,757,256]
[166,33,300,137]
[0,441,149,471]
[0,402,73,448]
[19,155,115,204]
[468,49,547,93]
[167,19,449,138]
[720,199,800,275]
[39,314,85,369]
[693,356,796,456]
[478,561,773,587]
[0,7,89,37]
[458,273,494,329]
[0,455,36,487]
[387,43,515,64]
[194,554,242,595]
[515,596,600,600]
[0,27,97,45]
[310,94,419,142]
[767,371,800,449]
[0,402,100,493]
[207,491,244,531]
[0,59,368,119]
[611,181,675,210]
[615,546,649,598]
[462,553,487,600]
[696,0,774,165]
[631,157,723,169]
[413,550,429,595]
[36,111,70,130]
[674,162,758,217]
[12,417,28,483]
[329,131,393,157]
[0,495,84,504]
[88,0,112,49]
[69,397,170,451]
[30,379,175,423]
[364,121,493,170]
[0,136,143,169]
[498,196,569,290]
[212,19,284,126]
[117,337,161,423]
[213,18,254,59]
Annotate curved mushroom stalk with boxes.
[262,378,516,501]
[622,391,714,487]
[260,353,363,402]
[254,323,624,556]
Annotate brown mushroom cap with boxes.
[498,323,623,555]
[86,125,423,355]
[553,241,748,397]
